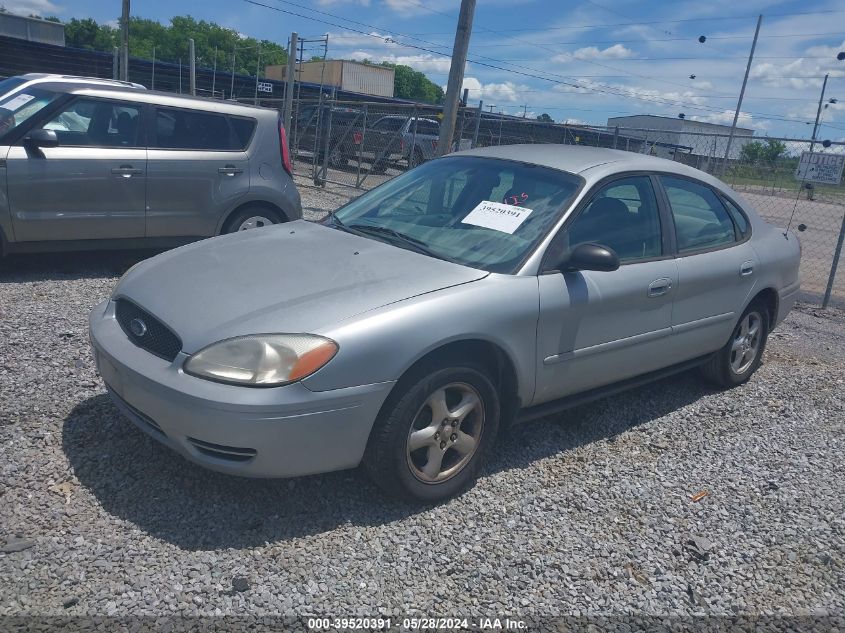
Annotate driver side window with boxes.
[564,176,663,264]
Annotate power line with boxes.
[241,0,822,125]
[403,10,845,36]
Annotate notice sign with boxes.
[795,151,845,185]
[462,201,533,234]
[257,82,274,94]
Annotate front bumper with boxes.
[88,300,394,478]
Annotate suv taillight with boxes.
[278,119,293,177]
[353,131,363,144]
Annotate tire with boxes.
[409,147,425,169]
[364,363,500,502]
[700,301,769,387]
[371,155,389,174]
[222,205,283,234]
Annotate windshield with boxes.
[0,88,61,140]
[0,77,27,98]
[329,156,582,273]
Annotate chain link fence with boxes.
[251,97,845,308]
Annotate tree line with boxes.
[7,11,444,103]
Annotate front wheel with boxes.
[364,365,500,502]
[700,302,769,387]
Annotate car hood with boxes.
[115,220,488,353]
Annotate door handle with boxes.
[218,165,244,176]
[111,165,143,178]
[647,278,673,297]
[740,261,754,277]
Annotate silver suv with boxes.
[0,75,301,255]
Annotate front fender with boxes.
[302,274,540,406]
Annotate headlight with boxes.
[184,334,338,387]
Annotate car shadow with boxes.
[0,250,163,283]
[62,369,713,551]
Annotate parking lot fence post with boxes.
[613,126,619,149]
[112,46,119,80]
[355,104,367,187]
[283,33,298,138]
[472,100,482,149]
[189,38,196,96]
[822,210,845,309]
[409,106,418,168]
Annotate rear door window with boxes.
[661,176,737,253]
[151,107,251,151]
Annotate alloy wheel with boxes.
[730,311,762,375]
[405,382,485,484]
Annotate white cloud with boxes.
[3,0,61,14]
[553,44,633,63]
[348,50,453,73]
[689,110,754,127]
[456,77,531,102]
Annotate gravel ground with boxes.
[1,218,844,623]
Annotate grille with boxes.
[186,437,257,462]
[115,299,182,362]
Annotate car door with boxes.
[534,174,678,403]
[6,96,146,241]
[658,174,758,359]
[145,106,250,237]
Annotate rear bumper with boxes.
[88,299,394,478]
[776,279,800,327]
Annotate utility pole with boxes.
[189,38,196,96]
[437,0,476,157]
[521,104,528,118]
[120,0,130,81]
[810,73,829,154]
[721,13,761,176]
[283,32,298,134]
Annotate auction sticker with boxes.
[1,93,35,112]
[461,200,532,234]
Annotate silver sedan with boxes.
[89,145,801,501]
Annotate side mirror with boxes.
[560,243,620,272]
[24,129,59,149]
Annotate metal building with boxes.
[0,13,65,47]
[266,60,394,98]
[606,114,755,167]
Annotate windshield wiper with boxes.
[346,223,456,262]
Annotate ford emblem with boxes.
[129,318,148,337]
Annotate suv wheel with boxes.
[223,206,283,234]
[364,364,500,502]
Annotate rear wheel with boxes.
[222,205,283,234]
[364,364,500,502]
[700,302,768,387]
[409,147,425,168]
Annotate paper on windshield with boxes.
[1,94,35,112]
[461,200,533,234]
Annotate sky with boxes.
[6,0,845,138]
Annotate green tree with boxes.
[739,139,787,165]
[62,15,287,76]
[381,62,443,103]
[536,113,554,122]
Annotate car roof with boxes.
[65,86,278,117]
[16,73,146,90]
[455,144,730,190]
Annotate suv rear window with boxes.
[152,107,255,151]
